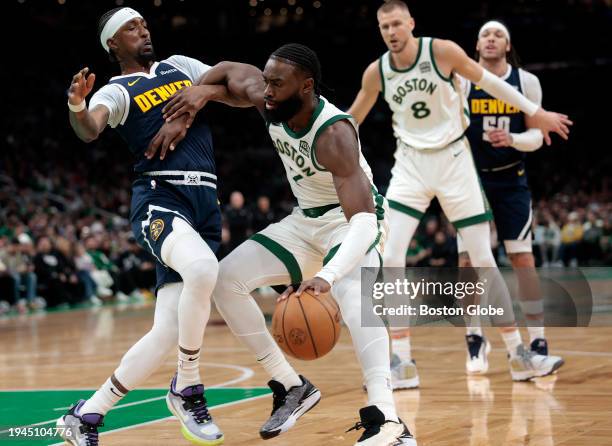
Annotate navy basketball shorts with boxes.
[480,166,533,254]
[130,175,221,292]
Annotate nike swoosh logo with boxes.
[188,356,200,362]
[110,387,123,397]
[128,78,142,86]
[453,151,462,157]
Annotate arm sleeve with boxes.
[477,69,539,116]
[510,69,544,152]
[314,212,378,286]
[88,84,127,128]
[166,55,211,83]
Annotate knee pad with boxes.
[181,257,219,291]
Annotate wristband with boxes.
[68,100,86,113]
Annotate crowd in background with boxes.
[1,0,611,313]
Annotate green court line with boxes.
[0,387,271,446]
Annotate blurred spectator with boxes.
[251,195,275,233]
[115,237,156,299]
[560,212,584,266]
[225,191,251,250]
[429,231,457,267]
[582,211,603,264]
[33,236,84,307]
[84,235,118,297]
[0,239,41,312]
[405,239,428,267]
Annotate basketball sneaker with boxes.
[391,353,420,390]
[465,334,491,375]
[56,399,104,446]
[347,406,416,445]
[530,338,548,355]
[166,375,224,445]
[509,344,564,381]
[259,375,321,439]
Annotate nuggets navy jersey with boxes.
[89,56,221,291]
[89,55,214,174]
[466,66,527,171]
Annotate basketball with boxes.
[272,290,341,360]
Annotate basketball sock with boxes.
[80,376,127,416]
[391,335,412,361]
[82,284,182,415]
[527,327,545,343]
[467,327,483,337]
[257,344,302,390]
[176,347,201,391]
[501,329,523,357]
[213,240,302,391]
[334,250,398,422]
[161,218,219,391]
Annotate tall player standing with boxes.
[57,8,240,445]
[459,20,559,374]
[348,0,569,389]
[159,43,416,445]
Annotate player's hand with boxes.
[277,277,332,302]
[487,129,514,148]
[68,67,96,107]
[146,114,189,160]
[532,108,573,145]
[162,85,211,129]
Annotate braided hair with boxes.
[98,8,123,62]
[270,43,322,96]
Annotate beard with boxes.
[137,46,156,64]
[262,93,303,125]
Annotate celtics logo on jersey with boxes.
[150,219,165,241]
[299,140,310,156]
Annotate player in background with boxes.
[348,0,568,389]
[157,43,416,445]
[57,8,240,445]
[458,20,559,374]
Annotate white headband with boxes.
[479,20,510,42]
[100,8,143,52]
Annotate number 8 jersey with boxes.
[379,37,469,150]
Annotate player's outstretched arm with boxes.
[435,39,573,145]
[348,61,381,125]
[68,67,108,143]
[162,61,265,124]
[290,121,378,298]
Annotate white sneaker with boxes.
[348,406,416,445]
[509,344,564,381]
[465,335,491,375]
[391,354,420,390]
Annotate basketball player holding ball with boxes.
[155,43,416,445]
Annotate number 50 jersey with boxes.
[379,36,469,150]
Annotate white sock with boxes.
[257,345,302,390]
[527,327,545,343]
[176,347,201,391]
[467,327,483,337]
[501,329,523,357]
[365,371,398,422]
[80,376,127,415]
[391,336,412,361]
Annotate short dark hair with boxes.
[378,0,410,15]
[270,43,322,96]
[97,8,123,63]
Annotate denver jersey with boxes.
[379,37,469,150]
[267,97,375,209]
[89,56,214,174]
[466,66,527,171]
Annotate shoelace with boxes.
[80,421,103,446]
[183,395,212,424]
[346,420,374,434]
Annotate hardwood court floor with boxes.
[1,302,611,445]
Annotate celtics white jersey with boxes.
[380,37,469,150]
[268,97,374,209]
